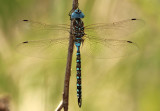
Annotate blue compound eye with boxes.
[71,9,85,19]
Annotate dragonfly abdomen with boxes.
[75,38,82,107]
[76,45,82,107]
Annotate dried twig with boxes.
[56,0,78,111]
[0,97,9,111]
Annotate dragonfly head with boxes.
[71,9,85,19]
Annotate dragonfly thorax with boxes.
[72,19,85,38]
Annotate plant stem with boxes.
[56,0,78,111]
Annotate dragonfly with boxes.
[17,9,144,108]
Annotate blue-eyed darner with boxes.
[17,9,144,108]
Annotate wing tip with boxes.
[22,41,29,43]
[130,18,145,26]
[127,41,133,43]
[131,18,137,20]
[23,19,29,22]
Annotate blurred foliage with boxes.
[0,0,160,111]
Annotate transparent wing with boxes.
[81,36,139,59]
[84,18,145,39]
[20,20,70,32]
[17,20,71,59]
[16,38,70,59]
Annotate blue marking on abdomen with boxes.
[77,76,81,79]
[77,60,80,62]
[76,53,80,55]
[75,42,81,47]
[76,68,81,70]
[77,83,81,86]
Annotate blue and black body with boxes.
[71,9,85,107]
[19,8,144,108]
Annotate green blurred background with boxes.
[0,0,159,111]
